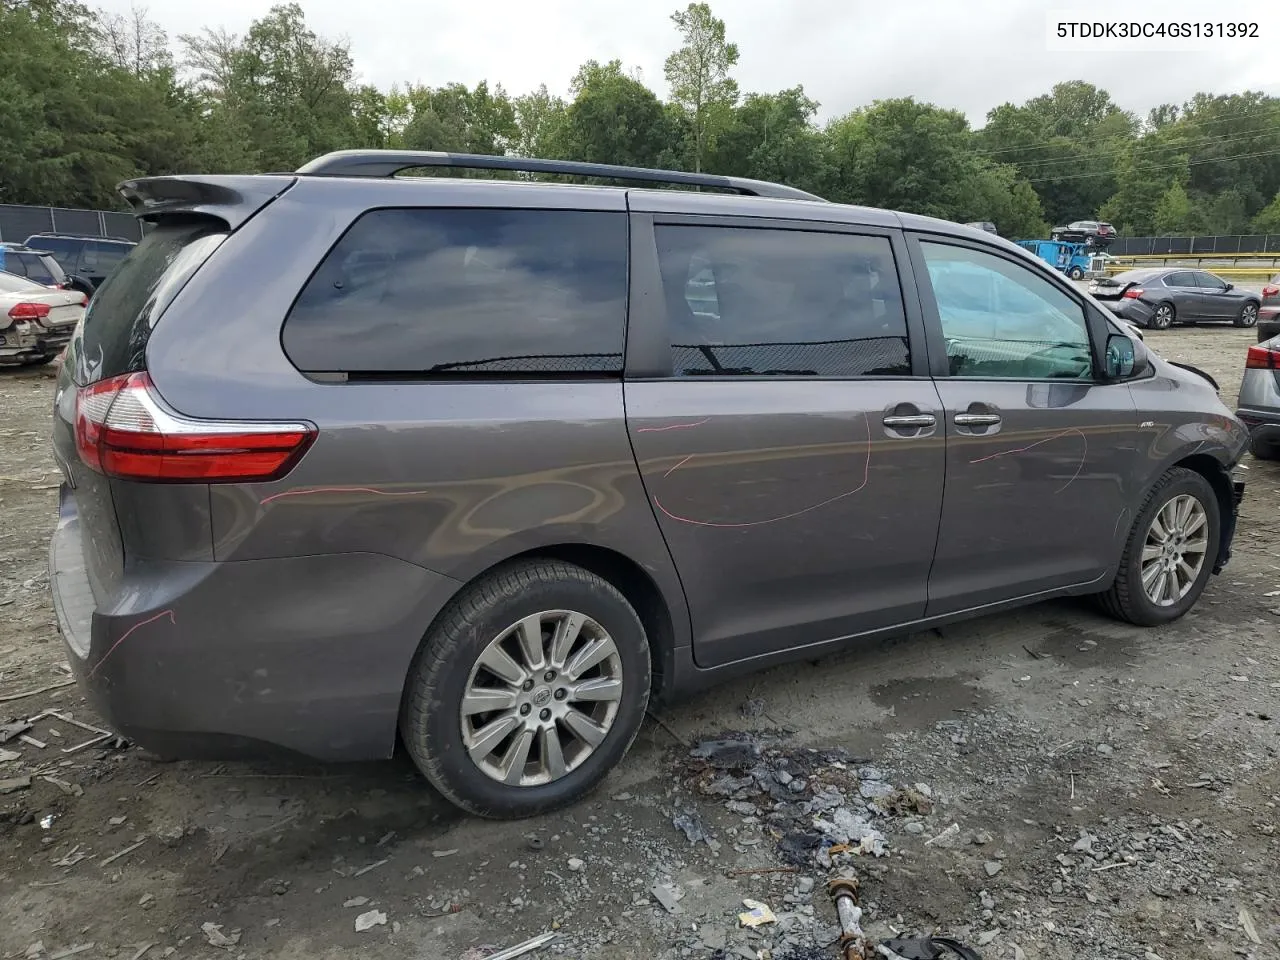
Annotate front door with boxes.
[624,213,945,667]
[908,236,1142,616]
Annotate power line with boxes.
[989,126,1280,174]
[1024,146,1280,184]
[973,106,1280,159]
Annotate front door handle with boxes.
[883,414,936,428]
[954,413,1001,427]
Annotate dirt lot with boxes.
[2,323,1278,960]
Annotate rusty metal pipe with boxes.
[827,876,872,960]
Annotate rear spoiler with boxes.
[117,175,297,230]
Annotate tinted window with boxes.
[1164,272,1195,287]
[17,253,63,285]
[654,225,910,377]
[921,242,1092,380]
[283,209,628,375]
[1194,272,1227,291]
[79,218,227,383]
[26,236,76,255]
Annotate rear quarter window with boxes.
[281,208,629,376]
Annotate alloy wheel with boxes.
[1241,304,1258,327]
[460,610,624,787]
[1153,304,1173,328]
[1141,494,1209,607]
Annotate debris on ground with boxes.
[200,923,240,948]
[354,909,387,932]
[0,775,31,794]
[738,898,777,927]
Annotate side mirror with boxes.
[1104,332,1136,379]
[1224,282,1234,291]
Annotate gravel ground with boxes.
[1,322,1278,960]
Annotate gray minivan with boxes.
[49,151,1248,818]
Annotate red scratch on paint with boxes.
[969,427,1087,493]
[636,418,710,433]
[87,609,175,678]
[260,485,431,505]
[652,412,872,528]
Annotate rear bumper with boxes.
[49,485,463,762]
[0,323,73,363]
[1236,406,1280,450]
[1102,299,1155,326]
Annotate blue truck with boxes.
[1016,239,1107,280]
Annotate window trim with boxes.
[624,213,931,382]
[278,204,632,381]
[905,231,1107,383]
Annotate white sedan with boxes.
[0,271,87,367]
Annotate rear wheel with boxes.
[1235,302,1259,328]
[1150,302,1175,329]
[1067,265,1084,280]
[1099,467,1219,626]
[400,559,651,819]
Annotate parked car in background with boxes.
[1258,273,1280,342]
[49,150,1248,819]
[0,271,88,366]
[1088,268,1261,329]
[964,221,998,235]
[1236,333,1280,460]
[0,242,69,288]
[1052,220,1117,248]
[23,234,135,290]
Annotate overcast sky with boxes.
[95,0,1280,126]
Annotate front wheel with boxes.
[1235,302,1259,328]
[1099,467,1220,626]
[1150,302,1175,329]
[400,560,651,819]
[1068,265,1085,280]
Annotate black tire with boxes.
[1068,266,1084,280]
[1235,301,1259,328]
[1150,302,1175,329]
[1249,435,1280,461]
[400,559,651,819]
[1098,467,1220,626]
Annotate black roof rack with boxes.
[296,150,824,203]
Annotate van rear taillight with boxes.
[75,373,315,482]
[1263,284,1279,298]
[1245,344,1280,370]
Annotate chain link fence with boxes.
[0,204,142,245]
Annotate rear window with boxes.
[79,218,227,383]
[24,254,66,286]
[281,208,628,376]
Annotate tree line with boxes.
[5,0,1280,239]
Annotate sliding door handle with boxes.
[954,413,1001,427]
[882,414,936,428]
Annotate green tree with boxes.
[401,81,517,156]
[1153,182,1194,234]
[1253,192,1280,234]
[663,2,738,172]
[709,87,825,193]
[513,84,568,158]
[181,3,356,172]
[978,82,1135,225]
[554,60,674,170]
